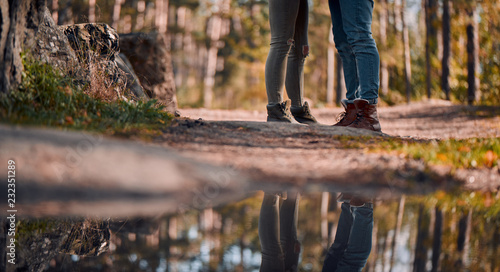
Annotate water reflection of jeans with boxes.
[265,0,309,106]
[322,203,373,272]
[328,0,379,104]
[259,193,300,272]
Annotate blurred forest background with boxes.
[48,0,500,109]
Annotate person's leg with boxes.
[328,0,359,102]
[259,193,285,272]
[265,0,301,105]
[338,0,379,104]
[280,192,301,272]
[336,205,374,271]
[322,202,353,272]
[286,0,317,124]
[285,0,308,107]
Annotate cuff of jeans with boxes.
[363,98,378,105]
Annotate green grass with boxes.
[334,135,500,170]
[0,56,172,138]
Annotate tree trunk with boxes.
[382,230,393,272]
[431,205,443,272]
[401,0,412,104]
[203,0,230,108]
[367,219,379,272]
[155,0,169,34]
[394,0,402,32]
[441,0,451,100]
[112,0,123,30]
[89,0,96,23]
[413,204,429,272]
[327,26,335,104]
[1,1,18,92]
[467,5,480,105]
[492,223,499,271]
[457,208,472,268]
[135,1,146,31]
[425,0,432,99]
[379,0,389,96]
[204,16,221,108]
[1,1,49,92]
[389,195,405,272]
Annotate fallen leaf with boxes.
[65,116,74,125]
[484,150,498,168]
[436,153,447,162]
[458,146,471,152]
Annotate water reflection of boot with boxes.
[337,192,373,208]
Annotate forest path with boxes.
[179,100,500,140]
[163,100,500,196]
[1,100,499,216]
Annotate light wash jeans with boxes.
[265,0,309,107]
[322,203,373,272]
[329,0,380,104]
[259,193,300,272]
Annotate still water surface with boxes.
[7,190,500,271]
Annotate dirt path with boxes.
[163,100,500,194]
[2,100,499,216]
[180,100,500,139]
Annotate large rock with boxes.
[60,23,147,100]
[116,53,146,99]
[120,32,178,113]
[1,2,77,92]
[62,23,119,62]
[29,7,78,73]
[0,1,146,100]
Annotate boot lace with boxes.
[335,112,347,122]
[280,103,292,118]
[302,106,312,117]
[351,113,364,125]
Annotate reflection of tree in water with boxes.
[9,191,500,271]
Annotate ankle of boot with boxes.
[360,97,378,105]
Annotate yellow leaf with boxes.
[436,153,447,162]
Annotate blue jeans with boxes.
[329,0,379,104]
[265,0,309,107]
[322,203,373,272]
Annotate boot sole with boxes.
[267,117,293,123]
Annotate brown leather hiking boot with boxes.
[337,193,373,208]
[291,101,318,124]
[333,99,357,126]
[348,99,382,132]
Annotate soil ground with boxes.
[166,100,500,194]
[1,100,499,216]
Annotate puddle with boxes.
[3,190,499,271]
